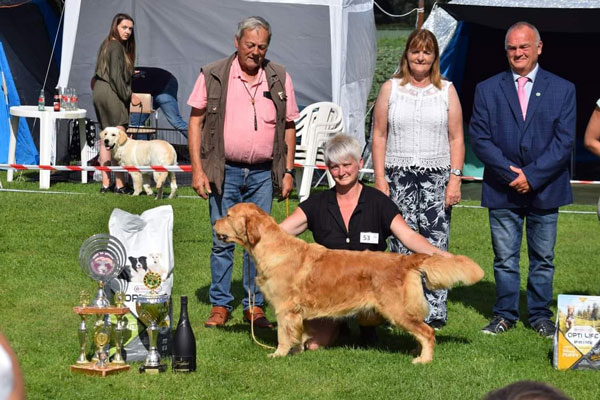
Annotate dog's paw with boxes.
[411,355,433,364]
[267,349,289,358]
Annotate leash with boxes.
[246,261,275,351]
[246,196,291,350]
[285,197,290,217]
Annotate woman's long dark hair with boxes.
[98,13,136,75]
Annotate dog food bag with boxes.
[553,294,600,370]
[106,205,175,362]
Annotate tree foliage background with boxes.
[374,0,449,27]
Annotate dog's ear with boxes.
[245,216,261,246]
[100,129,107,140]
[128,256,138,272]
[117,130,128,145]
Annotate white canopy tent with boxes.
[58,0,376,147]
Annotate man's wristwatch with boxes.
[285,168,295,178]
[450,168,462,177]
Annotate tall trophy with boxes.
[136,272,170,373]
[78,234,127,307]
[76,290,90,365]
[112,291,127,365]
[70,234,131,376]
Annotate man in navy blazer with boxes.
[469,21,576,337]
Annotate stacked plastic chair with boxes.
[293,102,344,202]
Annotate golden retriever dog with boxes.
[100,127,177,199]
[214,203,485,364]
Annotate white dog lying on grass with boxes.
[100,127,177,199]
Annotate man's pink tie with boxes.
[517,76,529,120]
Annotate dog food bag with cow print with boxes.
[106,205,175,362]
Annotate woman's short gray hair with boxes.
[324,134,362,166]
[236,16,271,44]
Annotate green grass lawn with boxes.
[1,170,600,399]
[1,28,598,400]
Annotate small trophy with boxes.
[93,323,111,369]
[78,234,126,307]
[136,272,170,373]
[76,290,90,364]
[112,291,126,365]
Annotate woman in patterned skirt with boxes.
[371,29,465,329]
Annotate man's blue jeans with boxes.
[208,162,273,311]
[154,93,188,133]
[130,78,188,135]
[489,207,558,325]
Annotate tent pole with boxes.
[417,0,424,28]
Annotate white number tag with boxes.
[360,232,379,244]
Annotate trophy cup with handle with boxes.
[136,271,170,373]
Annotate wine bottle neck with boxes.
[179,301,188,320]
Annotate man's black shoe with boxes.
[481,316,515,335]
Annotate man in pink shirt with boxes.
[188,16,299,329]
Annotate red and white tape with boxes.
[3,164,600,185]
[0,164,192,173]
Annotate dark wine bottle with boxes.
[172,295,196,372]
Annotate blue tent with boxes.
[0,42,39,164]
[0,0,62,165]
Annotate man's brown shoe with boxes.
[205,306,229,328]
[243,306,274,329]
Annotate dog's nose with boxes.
[104,139,109,145]
[216,233,228,242]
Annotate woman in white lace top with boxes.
[371,29,465,329]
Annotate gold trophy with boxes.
[112,291,126,365]
[93,323,110,369]
[136,271,170,373]
[76,291,90,364]
[70,235,131,376]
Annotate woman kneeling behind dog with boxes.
[279,134,450,350]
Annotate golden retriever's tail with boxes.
[417,255,484,290]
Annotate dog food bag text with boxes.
[553,294,600,370]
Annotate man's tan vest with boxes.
[200,53,289,195]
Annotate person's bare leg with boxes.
[99,144,111,188]
[303,318,340,350]
[114,125,127,189]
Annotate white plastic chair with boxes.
[294,102,344,202]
